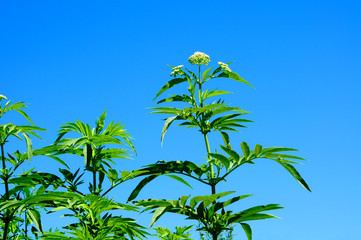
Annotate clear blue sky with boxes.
[1,1,361,239]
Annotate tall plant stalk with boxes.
[131,52,310,239]
[1,143,10,240]
[0,95,45,239]
[1,144,9,200]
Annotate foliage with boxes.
[39,193,147,240]
[0,95,47,239]
[0,52,311,240]
[129,52,310,239]
[153,225,192,240]
[0,97,146,239]
[50,110,135,195]
[136,191,282,240]
[33,112,147,239]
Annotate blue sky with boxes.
[1,0,361,239]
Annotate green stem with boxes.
[1,143,11,240]
[199,83,203,107]
[198,64,203,106]
[203,134,216,194]
[212,233,218,240]
[92,158,97,194]
[3,217,10,240]
[1,144,9,200]
[25,209,28,239]
[199,64,201,82]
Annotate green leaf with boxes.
[180,195,191,208]
[109,168,118,180]
[15,109,35,125]
[161,116,178,145]
[150,107,183,115]
[95,110,106,134]
[202,67,213,80]
[241,204,283,216]
[209,153,230,169]
[211,106,248,116]
[255,144,262,156]
[121,170,133,180]
[210,66,223,77]
[204,89,231,100]
[0,94,7,101]
[150,207,168,228]
[220,145,240,162]
[45,155,69,169]
[128,175,158,202]
[83,144,92,166]
[23,133,33,161]
[217,72,253,88]
[157,95,191,104]
[213,195,252,213]
[123,137,136,155]
[165,175,192,189]
[190,191,234,209]
[241,223,252,240]
[241,142,250,158]
[274,160,311,191]
[261,147,298,154]
[220,131,231,148]
[154,78,188,100]
[240,213,278,221]
[28,209,42,232]
[211,113,245,128]
[265,153,305,161]
[185,68,197,80]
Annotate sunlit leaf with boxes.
[154,78,188,100]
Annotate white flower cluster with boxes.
[170,65,184,77]
[218,62,231,72]
[188,52,210,66]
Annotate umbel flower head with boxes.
[218,62,231,72]
[170,65,184,77]
[188,52,210,66]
